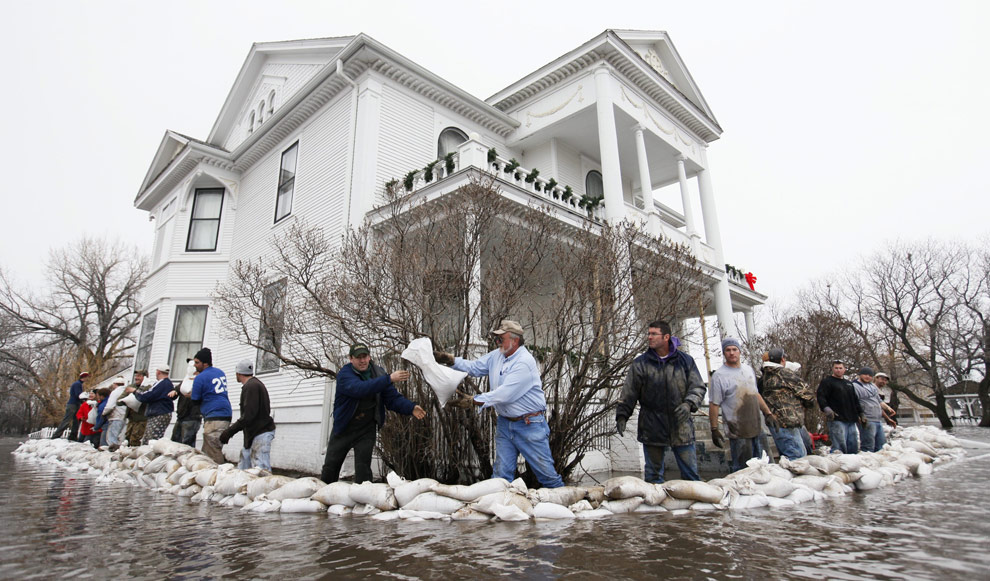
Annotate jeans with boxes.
[493,415,563,488]
[52,403,81,440]
[105,420,125,446]
[643,443,700,483]
[239,430,276,471]
[728,437,757,472]
[769,425,808,460]
[171,418,201,447]
[858,420,886,452]
[829,420,860,454]
[202,419,231,464]
[321,421,377,483]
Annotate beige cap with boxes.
[491,319,524,337]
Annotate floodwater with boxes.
[2,430,990,580]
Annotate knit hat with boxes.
[194,348,213,365]
[859,366,875,376]
[721,337,742,351]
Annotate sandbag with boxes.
[779,457,822,476]
[568,500,594,513]
[120,393,142,412]
[177,484,201,497]
[604,476,653,500]
[397,509,449,520]
[532,502,575,519]
[785,486,817,504]
[854,468,884,490]
[600,497,643,514]
[194,469,218,488]
[660,496,695,510]
[902,440,939,457]
[634,503,667,513]
[765,496,796,508]
[804,455,841,474]
[327,505,353,517]
[585,486,605,507]
[450,507,491,521]
[312,482,356,507]
[214,470,258,496]
[349,482,398,511]
[401,337,467,405]
[574,508,613,519]
[178,360,197,396]
[835,454,863,472]
[395,478,439,507]
[167,466,189,486]
[528,486,587,507]
[432,478,510,502]
[791,475,834,492]
[492,503,530,521]
[729,492,770,510]
[268,477,325,502]
[472,491,533,516]
[351,503,381,516]
[401,492,465,514]
[280,498,327,513]
[750,477,798,498]
[663,480,723,504]
[152,440,195,457]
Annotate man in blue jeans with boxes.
[852,367,892,452]
[615,320,707,483]
[440,319,564,488]
[761,348,816,460]
[220,359,277,470]
[816,360,865,454]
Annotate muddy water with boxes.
[2,429,989,580]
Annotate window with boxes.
[186,188,224,251]
[168,305,208,378]
[134,310,158,373]
[585,170,604,200]
[437,127,468,160]
[248,111,255,134]
[275,142,298,222]
[256,279,286,374]
[267,90,276,116]
[258,101,265,126]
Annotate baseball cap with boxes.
[235,359,255,375]
[491,319,525,337]
[349,343,370,357]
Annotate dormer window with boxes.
[437,127,468,159]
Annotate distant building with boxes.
[131,31,766,474]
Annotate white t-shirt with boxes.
[710,364,762,439]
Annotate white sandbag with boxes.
[120,393,142,412]
[152,440,195,457]
[400,492,465,514]
[194,469,218,488]
[397,509,449,520]
[568,500,594,513]
[179,360,197,396]
[528,486,587,507]
[660,496,696,510]
[600,497,643,514]
[835,454,863,472]
[585,486,605,506]
[348,482,398,511]
[785,486,816,504]
[751,477,798,498]
[312,482,357,507]
[778,457,822,476]
[231,493,249,507]
[574,508,613,519]
[473,491,534,516]
[431,478,510,502]
[634,503,667,513]
[268,477,325,502]
[167,467,189,486]
[177,484,201,497]
[916,462,933,475]
[351,503,381,516]
[730,492,770,510]
[690,502,720,511]
[833,471,863,484]
[246,475,294,500]
[251,499,282,513]
[450,507,491,521]
[155,473,170,488]
[902,440,939,457]
[492,503,530,521]
[327,505,353,517]
[183,455,217,472]
[663,480,724,504]
[214,470,258,496]
[279,498,327,513]
[371,511,401,521]
[400,337,467,405]
[604,476,654,499]
[822,480,851,497]
[790,475,834,492]
[190,485,214,502]
[532,502,575,519]
[854,468,884,490]
[509,478,528,494]
[765,496,796,508]
[395,478,439,507]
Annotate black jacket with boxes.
[225,376,276,448]
[617,347,706,447]
[816,375,863,422]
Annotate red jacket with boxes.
[76,402,99,435]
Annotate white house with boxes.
[132,30,766,474]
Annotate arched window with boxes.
[248,112,255,134]
[267,90,276,116]
[585,170,604,200]
[257,101,265,126]
[437,127,468,159]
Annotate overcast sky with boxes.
[2,1,987,318]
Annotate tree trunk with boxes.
[978,376,990,428]
[933,392,953,428]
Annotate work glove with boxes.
[710,427,726,448]
[674,402,692,426]
[446,391,475,409]
[765,414,780,430]
[218,429,233,445]
[433,350,455,366]
[823,407,836,421]
[859,414,868,426]
[616,418,627,436]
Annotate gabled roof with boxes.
[487,30,721,142]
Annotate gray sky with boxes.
[2,0,988,313]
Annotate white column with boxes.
[676,156,701,250]
[594,66,625,224]
[697,148,737,338]
[744,310,756,341]
[347,77,383,228]
[633,125,660,235]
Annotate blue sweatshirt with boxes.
[331,362,416,436]
[135,377,176,418]
[191,366,233,419]
[68,380,84,405]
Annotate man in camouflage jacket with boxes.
[616,320,706,482]
[760,348,815,460]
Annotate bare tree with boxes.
[215,175,707,483]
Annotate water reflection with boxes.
[3,429,990,580]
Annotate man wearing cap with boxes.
[852,367,894,452]
[52,372,89,440]
[437,320,564,488]
[126,364,175,443]
[320,343,426,484]
[761,348,816,460]
[616,320,707,483]
[101,377,129,448]
[874,372,898,426]
[219,359,277,471]
[709,337,777,471]
[189,348,233,464]
[816,360,865,454]
[124,370,150,446]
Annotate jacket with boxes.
[331,362,416,436]
[174,392,201,422]
[616,345,706,447]
[77,402,98,436]
[135,378,176,418]
[816,375,863,422]
[225,376,276,448]
[760,364,815,428]
[67,380,84,406]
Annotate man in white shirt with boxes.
[709,337,776,471]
